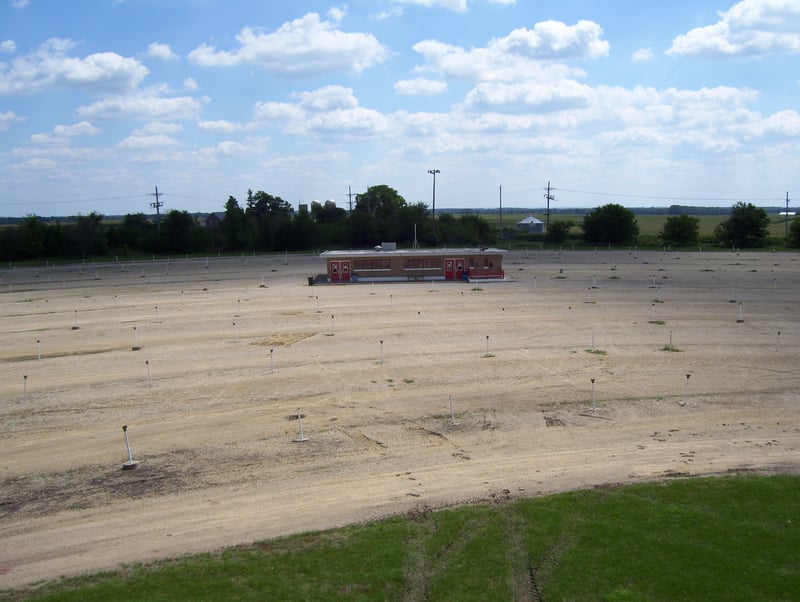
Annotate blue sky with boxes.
[0,0,798,217]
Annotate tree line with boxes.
[2,186,797,262]
[0,185,497,261]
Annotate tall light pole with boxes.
[428,169,440,238]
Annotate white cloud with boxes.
[0,109,24,130]
[393,0,468,13]
[370,7,403,20]
[15,158,58,171]
[147,42,178,61]
[327,5,346,23]
[254,85,391,138]
[183,77,198,91]
[198,119,245,132]
[0,40,16,53]
[463,80,594,113]
[294,85,359,111]
[188,12,390,77]
[412,20,608,82]
[632,47,653,61]
[118,133,179,149]
[668,0,800,58]
[30,120,101,144]
[413,39,582,82]
[496,20,610,60]
[77,92,203,121]
[215,140,249,156]
[0,38,148,94]
[134,121,183,135]
[394,77,447,95]
[10,0,29,8]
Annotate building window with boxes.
[353,259,391,271]
[404,258,442,270]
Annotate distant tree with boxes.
[244,190,294,249]
[119,213,157,254]
[581,204,639,245]
[546,220,574,244]
[223,196,246,250]
[70,212,106,258]
[788,217,800,248]
[18,215,46,258]
[660,214,699,247]
[347,211,379,247]
[160,210,196,254]
[714,202,770,248]
[354,185,408,242]
[437,213,494,246]
[290,205,320,250]
[396,202,430,245]
[312,201,347,224]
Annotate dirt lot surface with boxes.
[1,249,798,589]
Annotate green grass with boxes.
[4,475,799,601]
[485,211,794,246]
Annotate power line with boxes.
[0,194,149,208]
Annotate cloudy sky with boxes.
[1,0,798,217]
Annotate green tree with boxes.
[347,211,379,247]
[714,202,770,249]
[437,213,494,246]
[119,213,157,254]
[70,212,106,258]
[396,202,430,246]
[160,210,196,254]
[290,205,320,251]
[660,214,699,247]
[223,196,246,251]
[18,215,46,258]
[581,204,639,245]
[546,220,574,244]
[788,217,800,248]
[354,185,408,242]
[245,190,294,250]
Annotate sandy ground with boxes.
[1,248,798,589]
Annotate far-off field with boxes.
[1,249,798,589]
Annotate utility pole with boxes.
[544,181,555,233]
[785,191,791,238]
[150,186,164,230]
[347,186,355,215]
[499,185,502,231]
[428,169,440,238]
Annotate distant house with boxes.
[205,212,225,230]
[516,215,544,234]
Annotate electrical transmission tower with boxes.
[150,186,164,229]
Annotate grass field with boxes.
[479,212,793,240]
[4,474,798,601]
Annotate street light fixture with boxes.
[428,169,440,237]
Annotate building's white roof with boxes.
[321,247,506,258]
[516,215,543,225]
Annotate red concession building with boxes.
[319,247,505,283]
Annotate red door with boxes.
[455,258,465,280]
[330,261,340,282]
[341,261,351,282]
[445,259,455,280]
